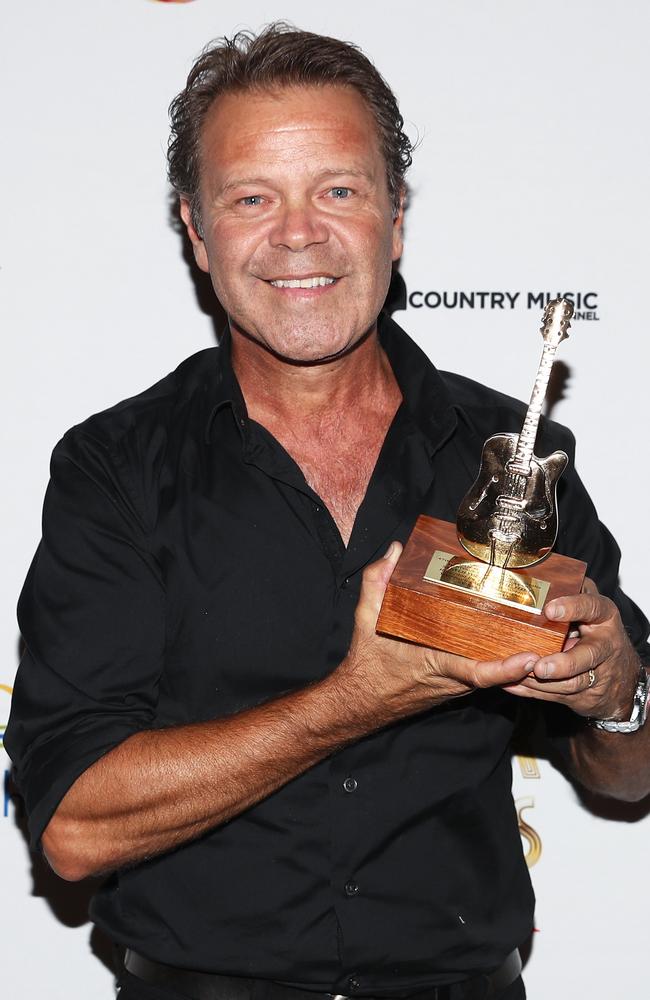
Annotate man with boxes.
[6,23,650,1000]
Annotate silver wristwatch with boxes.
[590,663,650,733]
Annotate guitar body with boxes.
[456,433,568,569]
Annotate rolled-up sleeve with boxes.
[6,428,165,847]
[554,442,650,663]
[541,440,650,747]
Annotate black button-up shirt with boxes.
[7,316,649,993]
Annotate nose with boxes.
[268,198,329,252]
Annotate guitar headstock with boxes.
[540,297,574,346]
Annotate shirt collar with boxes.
[377,312,462,454]
[203,329,247,445]
[204,314,464,452]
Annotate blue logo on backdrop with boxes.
[1,684,13,818]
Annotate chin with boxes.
[235,318,374,366]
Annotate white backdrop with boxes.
[2,1,649,996]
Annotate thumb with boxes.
[355,541,403,630]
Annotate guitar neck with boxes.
[510,340,559,473]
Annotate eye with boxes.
[329,187,352,199]
[239,195,264,207]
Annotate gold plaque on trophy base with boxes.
[376,516,586,661]
[424,550,551,612]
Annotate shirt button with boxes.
[344,879,359,896]
[343,777,358,793]
[347,977,361,993]
[341,577,351,589]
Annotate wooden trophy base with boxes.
[376,516,586,660]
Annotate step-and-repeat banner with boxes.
[2,1,648,996]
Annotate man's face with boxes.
[182,84,404,364]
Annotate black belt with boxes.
[124,949,522,1000]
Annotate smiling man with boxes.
[6,24,650,1000]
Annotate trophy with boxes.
[377,298,587,660]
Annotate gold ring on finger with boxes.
[587,668,597,688]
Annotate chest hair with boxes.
[269,404,397,546]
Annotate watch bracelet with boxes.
[588,661,650,734]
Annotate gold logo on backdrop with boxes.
[515,755,542,867]
[516,796,542,868]
[516,755,541,779]
[0,683,13,745]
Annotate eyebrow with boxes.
[219,167,374,195]
[219,178,273,194]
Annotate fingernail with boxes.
[383,542,396,560]
[524,659,538,673]
[543,661,556,678]
[546,603,564,619]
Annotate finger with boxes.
[502,682,576,703]
[445,650,539,690]
[506,667,597,697]
[582,577,599,596]
[544,592,615,626]
[357,541,403,628]
[532,632,613,681]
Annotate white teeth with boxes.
[270,276,336,288]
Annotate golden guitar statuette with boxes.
[441,298,573,607]
[376,298,587,660]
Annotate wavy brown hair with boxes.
[167,23,413,234]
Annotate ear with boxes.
[391,190,405,262]
[180,197,210,273]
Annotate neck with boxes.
[230,322,402,547]
[511,340,559,473]
[231,324,398,425]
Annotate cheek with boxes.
[333,217,394,267]
[360,225,397,283]
[208,219,265,265]
[204,225,263,295]
[363,214,396,257]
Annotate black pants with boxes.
[115,971,526,1000]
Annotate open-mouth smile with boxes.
[267,275,338,289]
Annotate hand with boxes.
[331,542,540,730]
[504,578,641,720]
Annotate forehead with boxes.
[198,84,384,181]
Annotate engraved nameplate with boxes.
[424,550,551,614]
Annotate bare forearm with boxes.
[41,546,539,881]
[504,586,650,803]
[566,721,650,802]
[43,671,366,881]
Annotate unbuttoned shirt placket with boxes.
[240,398,457,995]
